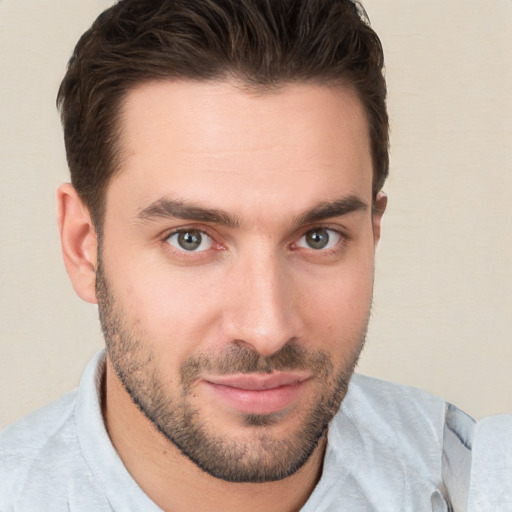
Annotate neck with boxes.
[103,358,326,512]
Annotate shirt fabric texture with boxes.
[1,351,510,512]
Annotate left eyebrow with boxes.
[293,195,368,225]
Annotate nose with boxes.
[221,249,299,357]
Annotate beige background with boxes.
[1,0,510,430]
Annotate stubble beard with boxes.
[96,259,368,483]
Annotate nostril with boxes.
[232,338,257,352]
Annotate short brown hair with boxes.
[57,0,388,228]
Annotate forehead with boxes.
[110,80,373,220]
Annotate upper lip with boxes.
[203,372,311,391]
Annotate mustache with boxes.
[180,341,333,390]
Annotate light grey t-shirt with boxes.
[0,351,509,511]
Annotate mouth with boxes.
[201,372,311,416]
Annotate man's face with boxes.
[97,80,381,482]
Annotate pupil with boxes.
[307,229,329,249]
[178,230,201,250]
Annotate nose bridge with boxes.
[225,244,296,356]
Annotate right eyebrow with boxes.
[293,195,368,226]
[136,198,241,228]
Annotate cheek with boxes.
[298,253,374,348]
[109,258,226,357]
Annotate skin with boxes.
[57,80,386,512]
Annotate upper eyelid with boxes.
[163,225,215,240]
[296,227,344,241]
[165,227,211,238]
[301,226,341,235]
[296,225,348,240]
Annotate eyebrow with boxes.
[137,198,241,228]
[136,195,367,228]
[293,195,368,225]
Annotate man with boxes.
[0,0,510,511]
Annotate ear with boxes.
[372,191,387,246]
[56,183,98,304]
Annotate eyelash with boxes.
[162,227,221,261]
[165,229,214,252]
[161,226,348,258]
[293,227,344,253]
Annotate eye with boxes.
[166,229,213,252]
[296,228,341,250]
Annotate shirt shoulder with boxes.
[0,389,108,510]
[348,373,447,420]
[0,351,161,512]
[342,374,449,476]
[0,389,78,487]
[469,414,512,511]
[303,374,468,511]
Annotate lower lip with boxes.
[203,380,308,415]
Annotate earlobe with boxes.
[56,183,98,304]
[372,191,387,246]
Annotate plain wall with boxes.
[1,0,511,429]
